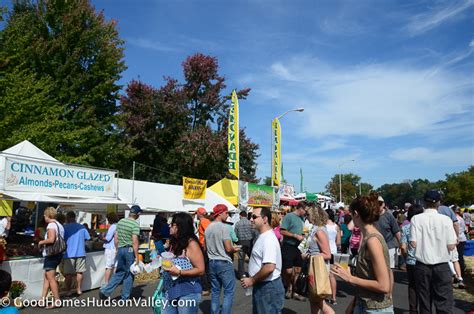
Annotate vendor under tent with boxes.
[0,140,126,299]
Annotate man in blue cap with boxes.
[410,190,457,313]
[100,205,142,300]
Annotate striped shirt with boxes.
[117,218,140,248]
[234,218,254,241]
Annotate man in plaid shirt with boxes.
[235,211,255,278]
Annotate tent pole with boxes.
[132,161,136,204]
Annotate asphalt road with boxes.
[19,269,471,313]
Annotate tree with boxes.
[0,0,131,169]
[325,173,371,204]
[119,54,259,183]
[443,166,474,206]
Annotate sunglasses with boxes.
[251,214,261,220]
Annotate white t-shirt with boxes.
[249,229,282,281]
[42,221,65,257]
[410,208,457,265]
[0,218,8,237]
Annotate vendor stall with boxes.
[0,141,126,299]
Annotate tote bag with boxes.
[307,255,332,300]
[152,279,164,314]
[45,222,67,256]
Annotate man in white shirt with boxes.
[410,190,457,314]
[241,207,284,314]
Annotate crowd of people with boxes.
[8,190,470,313]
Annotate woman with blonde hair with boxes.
[304,206,334,314]
[38,207,64,308]
[271,211,282,242]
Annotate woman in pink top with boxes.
[271,211,282,242]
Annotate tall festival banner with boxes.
[228,90,239,179]
[272,118,281,186]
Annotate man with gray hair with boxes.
[410,190,457,313]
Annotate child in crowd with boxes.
[0,270,19,314]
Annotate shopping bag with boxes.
[152,279,164,314]
[307,255,332,300]
[294,256,309,296]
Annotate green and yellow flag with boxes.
[228,90,239,179]
[272,118,281,186]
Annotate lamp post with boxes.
[271,108,304,188]
[338,159,355,203]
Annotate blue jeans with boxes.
[209,259,235,314]
[252,278,285,314]
[101,247,135,299]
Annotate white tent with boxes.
[0,140,125,209]
[118,178,237,213]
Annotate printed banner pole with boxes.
[271,118,281,186]
[228,90,239,179]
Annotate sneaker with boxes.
[293,293,306,302]
[285,291,292,299]
[99,291,109,300]
[458,280,466,289]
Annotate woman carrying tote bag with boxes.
[304,206,334,314]
[38,207,65,309]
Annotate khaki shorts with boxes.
[63,257,86,274]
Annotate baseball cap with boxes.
[196,207,207,215]
[130,205,143,214]
[212,204,228,218]
[424,190,441,203]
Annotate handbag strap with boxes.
[51,221,61,241]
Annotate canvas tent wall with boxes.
[118,178,237,212]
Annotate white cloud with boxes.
[405,0,474,36]
[390,147,474,166]
[250,55,473,140]
[127,38,179,52]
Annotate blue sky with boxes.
[91,0,474,192]
[36,1,474,191]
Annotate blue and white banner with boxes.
[4,157,118,198]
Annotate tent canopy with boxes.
[0,140,125,209]
[119,178,237,213]
[209,178,238,206]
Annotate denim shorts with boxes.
[354,299,394,314]
[44,253,63,271]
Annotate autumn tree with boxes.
[0,0,131,169]
[119,54,259,183]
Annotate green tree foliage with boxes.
[443,166,474,206]
[325,173,373,204]
[0,0,131,169]
[119,54,259,184]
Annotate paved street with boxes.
[20,270,470,313]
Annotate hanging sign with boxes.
[4,157,118,198]
[183,177,208,200]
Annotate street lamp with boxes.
[271,108,304,188]
[338,159,355,203]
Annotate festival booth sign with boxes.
[248,183,273,207]
[0,141,126,300]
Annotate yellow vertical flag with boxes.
[272,118,281,186]
[228,90,239,179]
